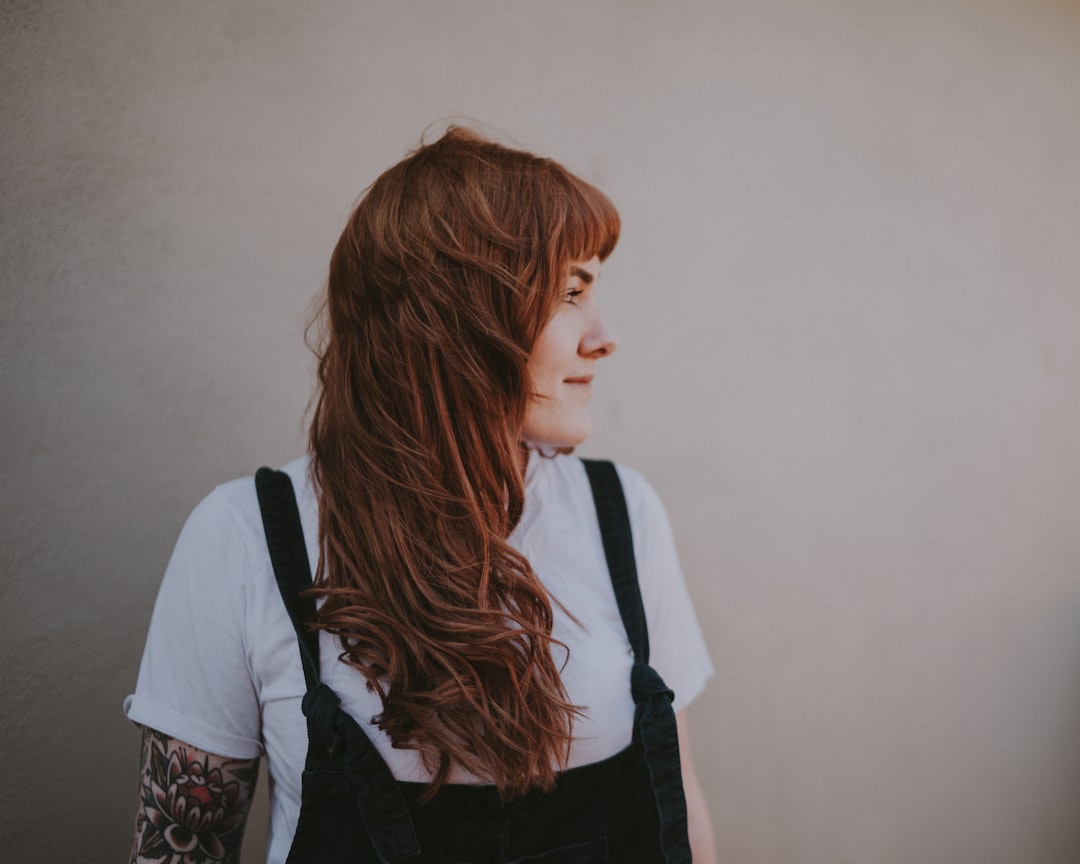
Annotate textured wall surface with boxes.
[2,1,1079,861]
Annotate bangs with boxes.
[550,173,621,265]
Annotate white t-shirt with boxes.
[126,452,713,864]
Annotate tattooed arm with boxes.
[129,725,260,864]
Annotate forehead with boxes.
[569,256,601,281]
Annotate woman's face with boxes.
[522,257,618,449]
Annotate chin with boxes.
[554,426,592,449]
[523,430,591,451]
[522,415,593,450]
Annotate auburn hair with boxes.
[307,127,620,797]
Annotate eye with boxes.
[564,289,584,305]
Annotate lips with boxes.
[563,375,593,385]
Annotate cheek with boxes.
[528,317,577,380]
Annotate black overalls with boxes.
[255,459,691,864]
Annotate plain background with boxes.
[3,1,1079,861]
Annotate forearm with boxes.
[686,773,717,863]
[677,710,717,864]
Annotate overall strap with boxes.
[254,467,421,863]
[580,459,649,663]
[255,467,320,689]
[580,458,691,864]
[254,468,338,767]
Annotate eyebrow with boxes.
[569,266,595,285]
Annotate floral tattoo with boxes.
[131,727,258,864]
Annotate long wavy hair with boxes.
[307,127,620,797]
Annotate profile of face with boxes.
[522,257,618,449]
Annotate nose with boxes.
[582,308,618,358]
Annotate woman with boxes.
[126,127,716,863]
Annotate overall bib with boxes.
[255,459,691,863]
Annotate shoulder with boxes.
[189,455,312,535]
[163,455,315,597]
[528,451,667,514]
[127,456,315,756]
[531,452,660,500]
[562,454,670,530]
[610,461,666,516]
[525,453,674,564]
[581,459,713,710]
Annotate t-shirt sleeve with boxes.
[123,486,263,759]
[618,466,714,712]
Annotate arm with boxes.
[677,710,717,864]
[129,725,260,864]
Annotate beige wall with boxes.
[3,1,1079,861]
